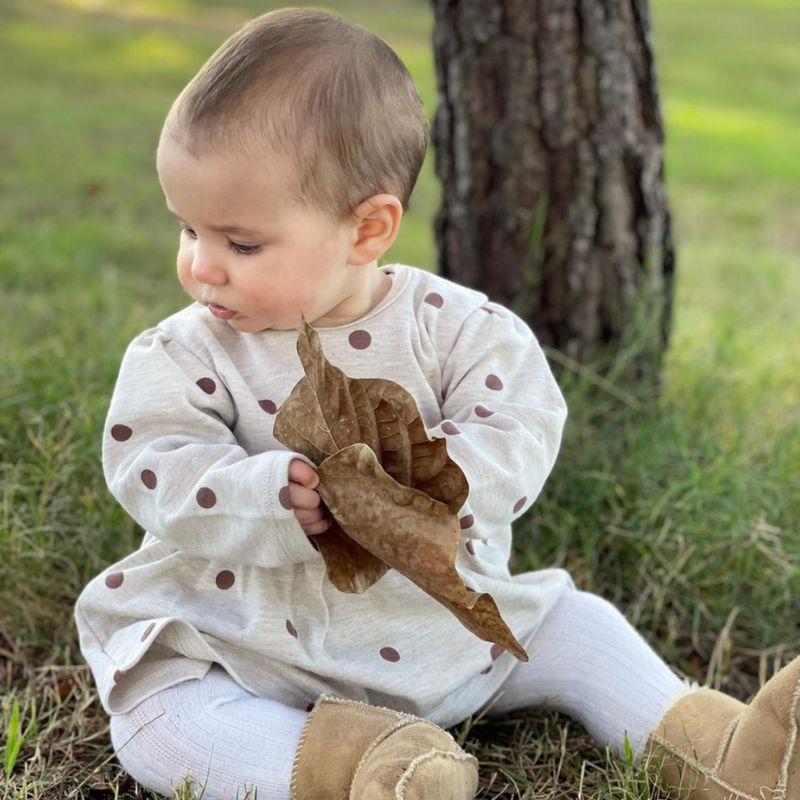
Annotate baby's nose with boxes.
[191,244,227,285]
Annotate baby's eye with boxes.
[179,225,259,256]
[229,242,261,256]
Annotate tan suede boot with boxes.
[644,653,800,799]
[290,693,479,799]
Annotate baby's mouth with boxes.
[208,303,236,320]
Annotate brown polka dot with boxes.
[279,485,293,510]
[259,399,277,414]
[380,647,400,662]
[513,496,527,513]
[485,374,503,390]
[196,487,216,508]
[216,570,235,590]
[111,424,132,442]
[286,619,298,638]
[480,664,492,674]
[141,469,157,489]
[466,540,476,556]
[424,292,444,308]
[441,421,460,435]
[113,669,127,683]
[491,644,505,660]
[460,515,474,530]
[349,330,371,350]
[475,405,494,418]
[196,377,216,394]
[141,622,155,641]
[105,572,124,589]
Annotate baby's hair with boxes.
[161,6,430,226]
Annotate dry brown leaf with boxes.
[273,317,528,661]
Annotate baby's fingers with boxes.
[288,481,321,510]
[293,504,331,536]
[303,518,331,535]
[294,506,326,526]
[289,458,319,489]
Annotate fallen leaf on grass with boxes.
[273,317,528,661]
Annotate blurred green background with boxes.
[1,0,798,679]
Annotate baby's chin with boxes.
[224,314,304,334]
[224,316,271,333]
[197,300,312,333]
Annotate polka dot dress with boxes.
[76,263,574,728]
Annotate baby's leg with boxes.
[108,664,307,800]
[484,588,701,763]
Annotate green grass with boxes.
[1,0,798,797]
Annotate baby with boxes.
[74,7,800,800]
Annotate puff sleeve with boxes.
[430,303,567,539]
[102,328,320,567]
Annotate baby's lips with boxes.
[208,303,236,319]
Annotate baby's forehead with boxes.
[159,123,348,224]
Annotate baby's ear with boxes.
[348,194,403,265]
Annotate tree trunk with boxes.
[430,0,675,382]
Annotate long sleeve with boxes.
[430,303,567,540]
[102,328,320,567]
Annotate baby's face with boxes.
[156,134,380,332]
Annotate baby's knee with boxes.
[109,709,195,796]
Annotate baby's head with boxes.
[155,7,429,333]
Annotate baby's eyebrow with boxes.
[165,205,263,237]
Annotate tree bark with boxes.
[430,0,675,381]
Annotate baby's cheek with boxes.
[248,281,278,312]
[175,249,193,289]
[251,279,305,314]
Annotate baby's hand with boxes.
[288,458,331,536]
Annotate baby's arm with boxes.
[432,303,567,539]
[102,328,320,567]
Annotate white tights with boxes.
[108,589,700,799]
